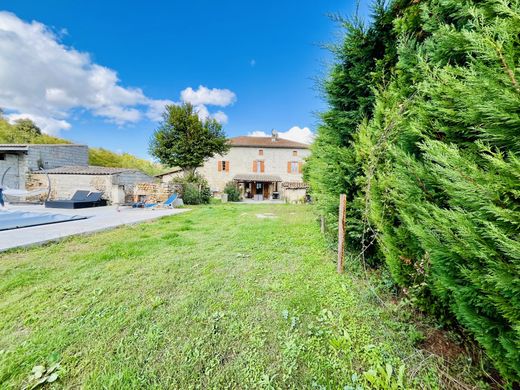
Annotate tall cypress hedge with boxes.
[307,0,520,383]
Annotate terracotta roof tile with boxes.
[229,136,309,149]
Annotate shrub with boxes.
[172,172,211,205]
[224,182,241,202]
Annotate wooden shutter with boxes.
[253,160,257,172]
[226,161,230,172]
[260,161,265,173]
[218,161,222,172]
[287,162,291,173]
[298,162,303,174]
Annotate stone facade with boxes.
[29,169,156,204]
[195,137,310,201]
[198,145,310,193]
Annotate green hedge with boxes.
[306,0,520,383]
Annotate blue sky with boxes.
[0,0,371,158]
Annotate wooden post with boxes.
[320,215,325,234]
[337,194,347,274]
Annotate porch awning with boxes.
[233,174,282,182]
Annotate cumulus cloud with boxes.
[181,86,236,107]
[6,113,71,135]
[249,126,314,144]
[0,12,235,133]
[180,85,235,125]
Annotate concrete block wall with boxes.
[0,154,22,189]
[26,145,89,171]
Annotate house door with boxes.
[263,183,269,199]
[254,182,264,200]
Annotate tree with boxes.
[149,103,229,174]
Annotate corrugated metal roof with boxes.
[229,136,309,149]
[33,166,137,175]
[155,167,182,177]
[233,173,282,182]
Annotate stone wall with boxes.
[134,182,179,204]
[282,188,307,204]
[26,170,156,205]
[29,173,112,201]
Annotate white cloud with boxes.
[212,111,228,124]
[6,113,71,135]
[0,12,235,134]
[249,126,314,144]
[179,85,235,125]
[181,85,236,107]
[145,99,175,122]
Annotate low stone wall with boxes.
[133,182,180,204]
[28,173,112,201]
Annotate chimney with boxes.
[271,129,278,142]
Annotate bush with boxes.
[306,0,520,382]
[224,182,241,202]
[172,173,211,205]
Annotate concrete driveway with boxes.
[0,204,189,252]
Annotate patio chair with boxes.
[144,193,178,209]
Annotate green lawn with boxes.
[0,204,487,389]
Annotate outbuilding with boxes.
[28,166,155,205]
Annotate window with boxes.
[292,150,297,157]
[287,161,302,174]
[218,160,230,172]
[259,149,264,156]
[252,160,265,173]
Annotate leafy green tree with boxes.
[149,103,229,175]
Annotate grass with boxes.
[0,204,489,389]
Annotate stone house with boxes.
[157,133,311,202]
[0,144,155,204]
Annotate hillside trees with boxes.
[0,112,162,175]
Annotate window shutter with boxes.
[260,161,265,173]
[298,162,303,173]
[218,161,222,172]
[287,162,291,173]
[253,160,257,172]
[226,161,230,172]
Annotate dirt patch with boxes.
[421,329,464,362]
[256,213,277,219]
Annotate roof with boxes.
[282,181,309,189]
[233,173,282,182]
[229,136,309,149]
[0,143,86,148]
[33,166,138,175]
[155,167,183,177]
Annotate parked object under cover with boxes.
[0,210,86,231]
[45,191,107,209]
